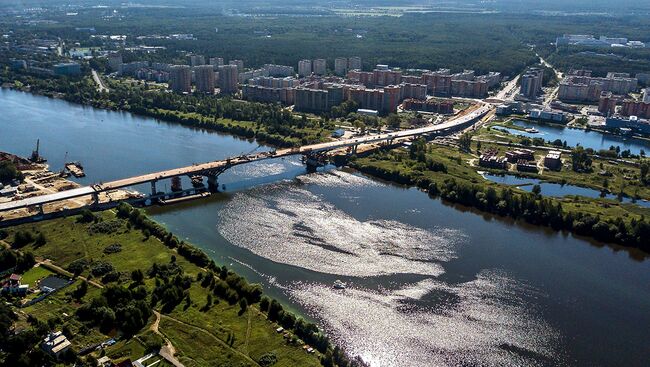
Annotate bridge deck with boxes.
[0,104,490,213]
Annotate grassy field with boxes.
[3,211,322,367]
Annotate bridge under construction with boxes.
[0,104,490,217]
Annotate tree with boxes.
[458,133,472,152]
[131,269,144,284]
[238,297,248,315]
[532,184,542,196]
[72,281,88,300]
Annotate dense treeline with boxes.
[351,157,650,252]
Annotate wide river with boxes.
[1,88,649,366]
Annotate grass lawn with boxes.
[20,265,55,285]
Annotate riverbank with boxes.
[0,70,334,148]
[347,144,650,255]
[0,205,357,367]
[0,151,143,223]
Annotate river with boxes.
[1,88,649,366]
[499,119,650,155]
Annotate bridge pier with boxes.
[91,192,99,205]
[150,181,157,196]
[38,204,44,215]
[207,175,219,193]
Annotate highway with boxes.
[0,104,491,213]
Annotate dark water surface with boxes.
[2,88,649,366]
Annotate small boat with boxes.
[525,127,539,134]
[333,280,347,289]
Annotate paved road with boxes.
[0,104,491,213]
[92,69,109,93]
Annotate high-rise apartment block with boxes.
[348,57,362,71]
[169,65,192,93]
[209,57,224,67]
[194,65,216,94]
[313,59,327,76]
[298,60,312,77]
[218,64,239,94]
[108,52,123,73]
[559,70,638,103]
[334,57,348,76]
[189,54,205,67]
[229,60,244,72]
[519,67,544,99]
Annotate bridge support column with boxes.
[351,145,358,155]
[207,175,219,193]
[92,192,99,205]
[38,204,44,215]
[150,181,157,196]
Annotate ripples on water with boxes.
[217,171,562,366]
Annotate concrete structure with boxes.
[400,83,427,100]
[506,149,535,163]
[451,79,488,99]
[52,62,81,76]
[263,64,294,77]
[598,91,617,116]
[242,85,296,105]
[298,59,312,77]
[334,57,348,76]
[373,68,402,87]
[479,150,507,169]
[423,72,452,96]
[313,59,327,76]
[620,100,650,119]
[519,67,544,100]
[559,71,638,103]
[606,115,650,134]
[209,57,224,67]
[107,52,123,72]
[529,109,570,123]
[348,56,362,71]
[188,54,205,66]
[169,65,192,93]
[194,65,216,94]
[402,98,454,114]
[229,60,244,72]
[644,88,650,104]
[544,151,562,171]
[218,64,238,94]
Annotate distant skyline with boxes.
[1,0,649,14]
